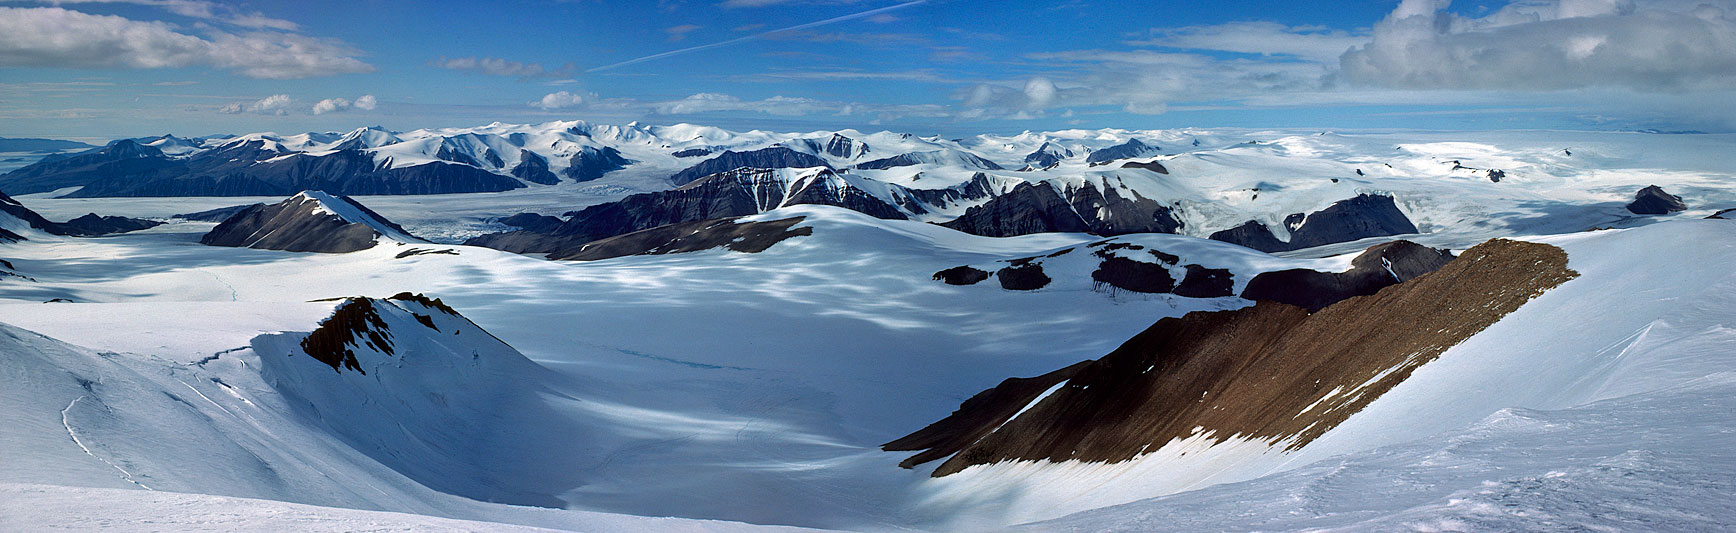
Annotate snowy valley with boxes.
[0,122,1733,532]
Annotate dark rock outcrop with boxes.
[497,212,565,233]
[467,167,912,255]
[1091,256,1175,294]
[553,216,810,261]
[2,138,529,197]
[855,150,1004,171]
[823,133,868,159]
[201,191,417,253]
[563,146,633,182]
[1626,185,1687,215]
[668,147,829,185]
[0,189,159,236]
[0,139,178,195]
[1120,160,1169,174]
[1210,194,1417,253]
[1709,208,1736,220]
[996,264,1051,290]
[173,204,263,222]
[510,150,560,185]
[670,148,714,158]
[1241,240,1455,312]
[1174,265,1234,298]
[1086,139,1160,165]
[887,239,1577,476]
[55,213,163,236]
[1023,142,1073,168]
[940,181,1182,238]
[933,266,991,285]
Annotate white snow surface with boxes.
[0,127,1733,531]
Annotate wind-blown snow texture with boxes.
[0,125,1733,532]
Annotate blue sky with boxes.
[2,0,1734,141]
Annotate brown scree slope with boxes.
[886,238,1578,477]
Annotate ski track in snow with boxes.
[60,395,152,491]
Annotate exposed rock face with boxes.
[997,263,1051,290]
[173,204,263,222]
[468,167,996,256]
[1086,139,1160,164]
[1023,142,1074,168]
[1710,208,1736,220]
[670,148,714,158]
[563,146,633,182]
[71,144,526,197]
[1626,185,1687,215]
[0,188,160,237]
[1242,240,1455,312]
[55,213,163,236]
[933,266,991,285]
[497,212,564,233]
[1120,160,1169,174]
[1209,194,1418,253]
[886,239,1578,477]
[940,181,1183,238]
[554,216,810,261]
[201,191,419,253]
[0,139,176,194]
[1,138,530,197]
[510,150,559,185]
[855,150,1005,171]
[1091,256,1175,294]
[823,133,868,159]
[1174,265,1234,298]
[668,147,830,185]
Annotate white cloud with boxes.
[1132,21,1368,62]
[1341,0,1736,91]
[22,0,299,30]
[218,94,291,115]
[0,7,372,78]
[533,91,588,110]
[311,94,376,114]
[664,24,701,42]
[651,93,834,116]
[433,56,568,78]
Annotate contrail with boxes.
[586,1,926,73]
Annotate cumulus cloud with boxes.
[0,7,372,78]
[218,94,292,115]
[311,94,376,114]
[1341,0,1736,91]
[433,56,570,78]
[533,91,588,110]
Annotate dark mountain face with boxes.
[0,139,180,195]
[1626,185,1687,215]
[1209,194,1418,253]
[200,192,414,253]
[1241,240,1456,311]
[173,204,264,222]
[668,147,830,185]
[466,167,905,255]
[1086,139,1161,164]
[0,137,95,152]
[510,150,559,185]
[0,188,160,237]
[823,133,867,158]
[3,137,530,197]
[563,146,633,182]
[1023,142,1074,168]
[854,150,1005,171]
[554,216,811,261]
[940,180,1182,238]
[888,239,1577,477]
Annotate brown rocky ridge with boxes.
[887,238,1578,477]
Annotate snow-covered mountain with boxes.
[1,125,1734,531]
[200,191,423,253]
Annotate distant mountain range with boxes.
[0,137,95,153]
